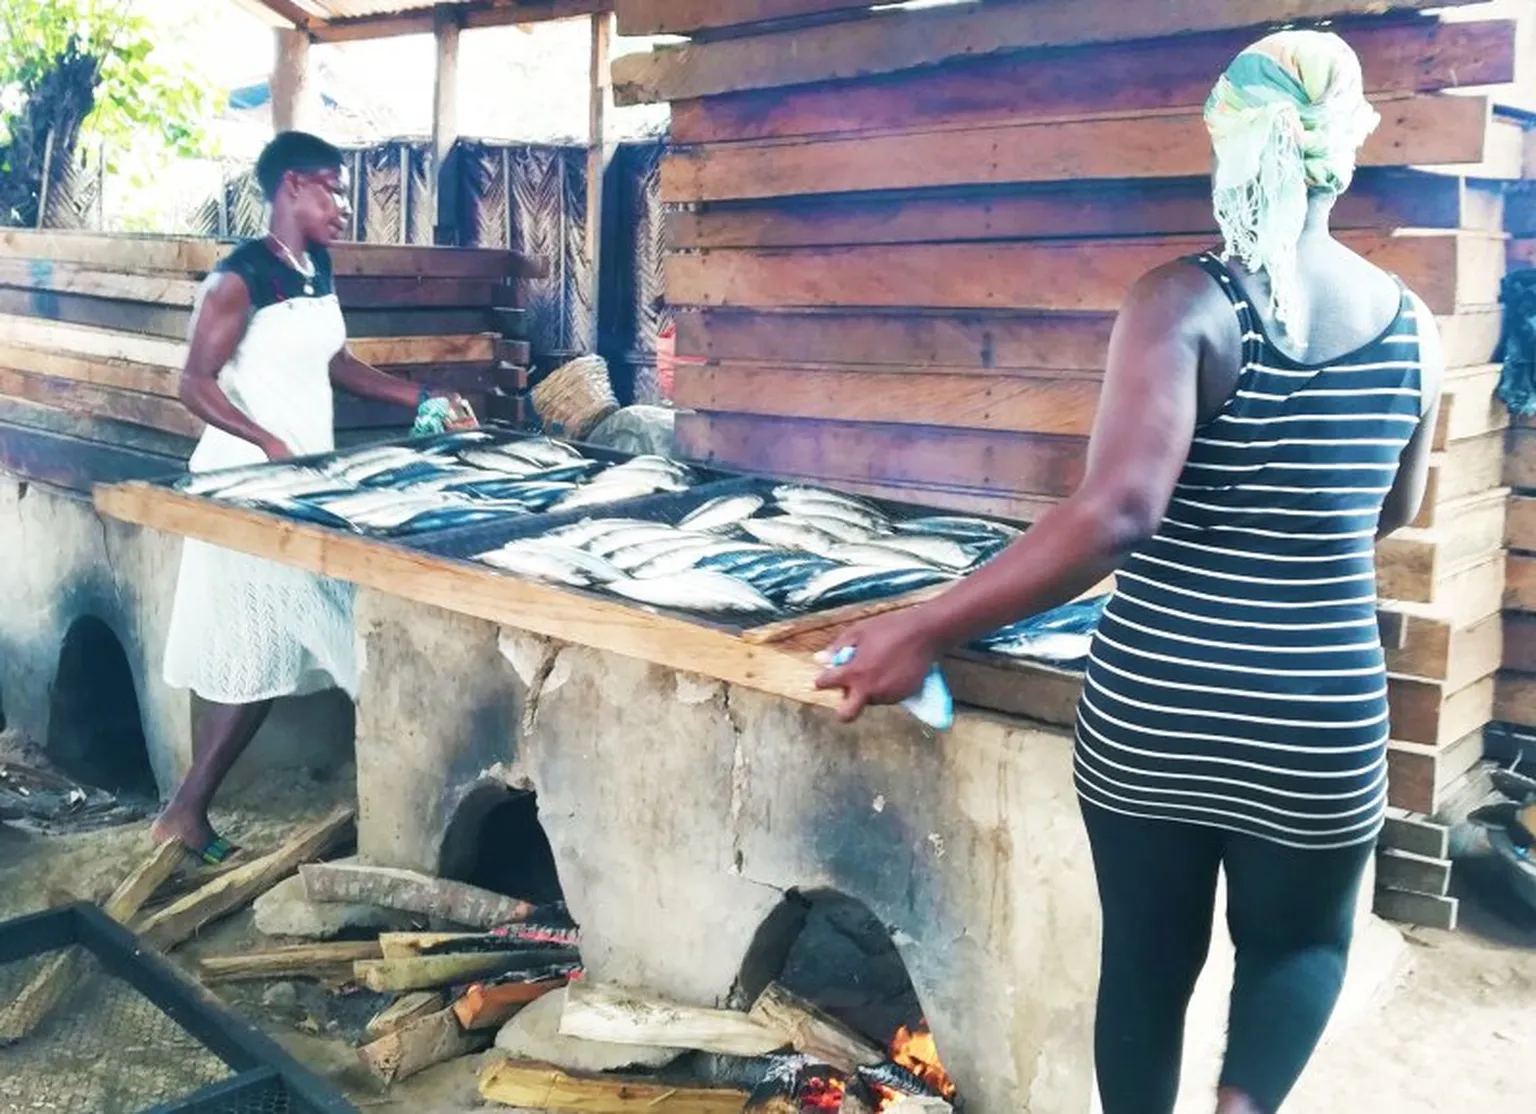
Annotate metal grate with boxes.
[0,949,231,1112]
[0,906,353,1114]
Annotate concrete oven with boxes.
[349,588,1400,1114]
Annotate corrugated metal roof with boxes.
[240,0,610,39]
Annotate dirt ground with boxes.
[1,799,1533,1114]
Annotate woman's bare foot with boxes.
[150,808,238,863]
[1216,1087,1267,1114]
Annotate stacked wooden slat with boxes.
[615,0,1531,821]
[0,230,544,492]
[1493,184,1536,760]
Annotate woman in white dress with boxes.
[155,132,467,861]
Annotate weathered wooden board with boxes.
[1505,552,1536,611]
[669,17,1516,143]
[661,96,1488,202]
[344,308,500,338]
[1386,728,1487,814]
[0,229,539,281]
[0,366,201,438]
[1503,612,1536,673]
[666,232,1500,316]
[675,307,1116,371]
[0,341,177,397]
[673,364,1103,435]
[1390,674,1498,748]
[0,286,194,340]
[674,411,1086,498]
[1381,488,1508,603]
[1502,427,1536,490]
[0,420,185,493]
[1433,364,1508,452]
[1508,494,1536,552]
[675,307,1502,372]
[0,259,200,306]
[615,0,870,35]
[333,277,513,309]
[1381,555,1505,681]
[1496,671,1536,729]
[667,173,1501,251]
[349,334,497,365]
[613,0,1486,104]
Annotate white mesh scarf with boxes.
[1204,30,1380,346]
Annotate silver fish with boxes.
[825,543,938,572]
[775,495,890,534]
[544,517,655,548]
[789,513,881,544]
[587,525,698,558]
[872,533,977,572]
[983,631,1093,663]
[678,493,765,533]
[607,570,774,614]
[496,437,585,468]
[741,517,841,557]
[788,565,952,609]
[458,448,551,476]
[771,484,884,517]
[215,468,351,503]
[181,462,282,496]
[553,475,684,512]
[629,541,769,578]
[609,535,724,573]
[478,542,622,587]
[898,514,1021,541]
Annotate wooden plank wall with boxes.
[0,231,543,493]
[616,0,1535,815]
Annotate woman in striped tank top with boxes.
[817,31,1444,1114]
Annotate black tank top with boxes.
[1074,252,1424,850]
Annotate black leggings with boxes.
[1081,802,1374,1114]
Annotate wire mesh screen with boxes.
[0,947,232,1112]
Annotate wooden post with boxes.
[271,29,311,133]
[35,127,55,229]
[585,11,613,351]
[432,6,462,245]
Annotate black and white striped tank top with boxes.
[1074,252,1424,850]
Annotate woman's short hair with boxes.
[255,131,344,201]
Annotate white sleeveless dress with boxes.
[162,241,359,704]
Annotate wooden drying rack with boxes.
[93,481,1087,728]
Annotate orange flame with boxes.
[801,1074,847,1111]
[888,1021,956,1102]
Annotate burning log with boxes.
[748,982,883,1074]
[452,974,570,1030]
[355,947,579,993]
[198,941,383,984]
[366,991,448,1040]
[379,922,580,960]
[743,1055,811,1114]
[299,861,536,929]
[478,1058,750,1112]
[358,1005,491,1086]
[559,981,790,1058]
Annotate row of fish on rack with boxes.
[178,432,697,535]
[472,482,1111,666]
[178,432,1109,666]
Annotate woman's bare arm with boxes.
[1377,293,1445,538]
[815,261,1219,719]
[178,273,290,459]
[329,347,423,409]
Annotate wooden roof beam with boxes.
[307,0,613,44]
[232,0,325,31]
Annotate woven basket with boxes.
[532,355,619,440]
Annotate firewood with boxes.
[358,1005,491,1086]
[379,931,485,960]
[138,807,355,951]
[355,948,576,993]
[478,1058,749,1112]
[367,991,448,1041]
[559,981,790,1058]
[748,983,883,1074]
[452,976,568,1030]
[0,838,186,1044]
[198,941,383,984]
[742,1056,807,1114]
[299,862,534,929]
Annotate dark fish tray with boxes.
[397,475,1028,634]
[0,903,354,1113]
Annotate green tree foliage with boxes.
[0,0,217,224]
